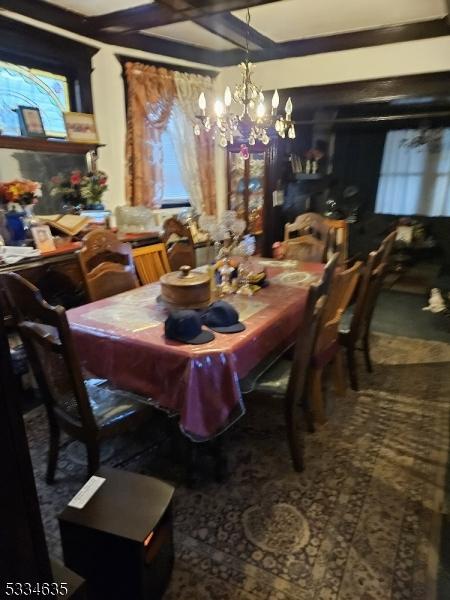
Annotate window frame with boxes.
[0,15,97,115]
[0,60,72,138]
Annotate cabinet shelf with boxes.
[0,135,103,154]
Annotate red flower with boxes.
[99,176,107,186]
[70,171,82,186]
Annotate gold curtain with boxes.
[196,130,216,215]
[125,62,175,207]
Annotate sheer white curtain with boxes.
[375,128,450,216]
[170,72,215,214]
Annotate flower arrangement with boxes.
[50,170,108,209]
[0,179,42,209]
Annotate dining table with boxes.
[67,259,324,442]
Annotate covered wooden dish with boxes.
[160,265,211,310]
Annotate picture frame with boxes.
[32,225,56,253]
[16,106,46,138]
[63,112,99,144]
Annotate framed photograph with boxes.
[16,106,46,138]
[63,112,99,144]
[32,225,56,253]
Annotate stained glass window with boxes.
[0,61,70,138]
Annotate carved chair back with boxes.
[315,260,363,355]
[79,229,139,301]
[284,212,329,242]
[359,231,397,338]
[132,243,171,284]
[283,235,327,263]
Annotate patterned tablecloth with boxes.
[67,261,323,441]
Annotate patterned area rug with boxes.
[25,333,450,600]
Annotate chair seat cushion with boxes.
[85,379,151,427]
[252,358,292,396]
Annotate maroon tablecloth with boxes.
[67,261,324,441]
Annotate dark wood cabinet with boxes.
[227,141,283,257]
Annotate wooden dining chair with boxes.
[241,253,339,471]
[325,219,348,263]
[310,260,363,424]
[339,231,397,390]
[0,272,153,482]
[132,243,171,284]
[79,229,139,302]
[284,212,329,242]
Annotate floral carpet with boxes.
[25,333,450,600]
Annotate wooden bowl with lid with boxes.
[160,265,211,310]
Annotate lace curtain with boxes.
[375,129,450,217]
[171,72,216,215]
[125,62,175,207]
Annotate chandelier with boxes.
[194,9,295,156]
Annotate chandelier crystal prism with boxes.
[194,9,295,156]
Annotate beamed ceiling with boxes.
[1,0,449,67]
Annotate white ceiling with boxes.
[233,0,448,43]
[143,22,237,50]
[44,0,150,17]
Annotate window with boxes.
[160,112,190,208]
[375,128,450,217]
[0,60,70,137]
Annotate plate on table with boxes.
[274,271,316,287]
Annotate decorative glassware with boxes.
[237,234,256,296]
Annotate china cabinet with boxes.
[226,141,281,256]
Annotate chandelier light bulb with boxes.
[256,102,265,119]
[198,92,206,113]
[288,124,296,139]
[214,100,224,117]
[285,97,293,117]
[224,86,232,107]
[272,90,280,110]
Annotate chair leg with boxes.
[285,399,304,472]
[310,368,327,425]
[346,346,359,391]
[86,440,100,478]
[46,421,60,484]
[363,332,373,373]
[332,349,346,397]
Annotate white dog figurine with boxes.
[422,288,447,313]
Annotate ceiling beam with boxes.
[195,13,275,50]
[0,0,88,33]
[269,72,450,110]
[86,4,179,34]
[157,0,283,18]
[99,30,221,66]
[90,0,283,35]
[215,18,450,66]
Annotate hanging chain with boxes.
[245,8,250,59]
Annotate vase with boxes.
[6,211,26,244]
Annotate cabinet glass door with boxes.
[228,152,246,223]
[247,152,265,235]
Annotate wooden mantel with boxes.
[0,135,104,154]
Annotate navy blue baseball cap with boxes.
[202,300,245,334]
[165,310,215,344]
